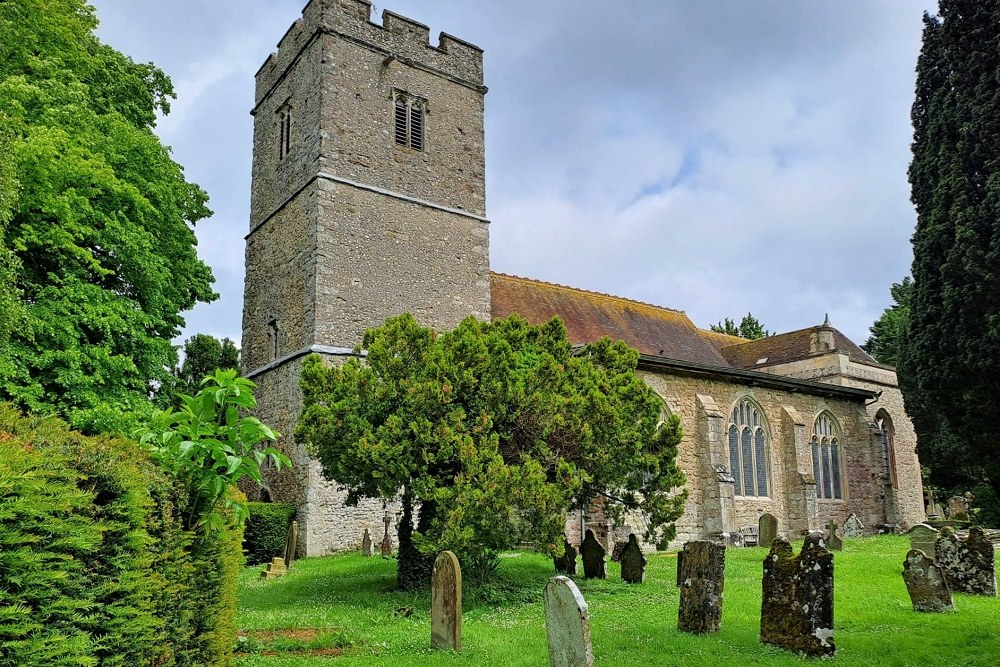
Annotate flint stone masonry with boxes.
[544,576,594,667]
[758,513,778,548]
[677,540,726,634]
[620,534,647,584]
[934,526,997,596]
[580,530,606,580]
[902,549,954,612]
[554,540,577,576]
[906,523,939,557]
[761,534,835,657]
[430,551,462,651]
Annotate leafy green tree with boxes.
[862,277,912,367]
[296,314,687,589]
[710,312,770,340]
[900,1,1000,503]
[0,0,216,433]
[138,369,289,534]
[172,334,240,398]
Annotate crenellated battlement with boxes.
[255,0,484,106]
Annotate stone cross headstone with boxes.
[758,513,779,548]
[380,510,394,556]
[620,534,647,584]
[544,576,594,667]
[905,523,939,557]
[553,540,577,576]
[677,540,726,634]
[361,528,374,556]
[260,556,286,579]
[430,551,462,652]
[948,495,970,521]
[843,513,864,538]
[826,521,843,551]
[283,520,299,569]
[934,526,997,596]
[580,529,606,580]
[761,534,835,657]
[902,549,954,612]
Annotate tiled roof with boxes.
[698,328,746,356]
[718,326,889,370]
[489,273,731,366]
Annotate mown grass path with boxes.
[237,535,1000,666]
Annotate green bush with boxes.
[243,502,296,565]
[0,404,243,666]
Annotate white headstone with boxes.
[544,576,594,667]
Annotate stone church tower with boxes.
[242,0,490,555]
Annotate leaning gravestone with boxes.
[554,540,578,576]
[842,513,864,538]
[620,534,647,584]
[677,540,726,634]
[761,534,835,657]
[430,551,462,652]
[935,526,997,596]
[544,576,594,667]
[283,520,299,569]
[906,523,939,557]
[580,530,606,580]
[826,521,843,551]
[361,528,374,556]
[902,549,954,612]
[758,513,779,548]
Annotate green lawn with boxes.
[236,535,1000,666]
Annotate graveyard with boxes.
[234,535,1000,666]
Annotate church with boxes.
[241,0,924,556]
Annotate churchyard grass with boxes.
[236,535,1000,666]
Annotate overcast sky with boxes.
[90,0,935,347]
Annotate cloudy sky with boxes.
[91,0,935,347]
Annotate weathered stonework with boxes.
[934,526,997,596]
[761,535,835,657]
[677,540,726,634]
[902,549,953,612]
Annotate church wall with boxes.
[639,370,891,546]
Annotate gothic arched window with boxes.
[812,412,843,500]
[875,411,897,489]
[728,398,770,497]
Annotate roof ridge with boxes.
[491,272,687,316]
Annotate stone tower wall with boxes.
[243,0,490,555]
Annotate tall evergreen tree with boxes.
[172,334,240,398]
[710,312,770,340]
[862,277,912,367]
[900,2,1000,499]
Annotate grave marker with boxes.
[260,557,286,579]
[905,523,939,557]
[380,510,394,556]
[553,540,577,576]
[758,513,779,548]
[544,576,594,667]
[760,534,835,657]
[283,520,298,568]
[902,549,954,612]
[361,527,374,556]
[677,540,726,634]
[843,513,864,538]
[620,534,646,584]
[826,521,843,551]
[580,529,606,579]
[430,551,462,651]
[935,526,997,596]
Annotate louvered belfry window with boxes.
[728,398,770,497]
[393,91,425,151]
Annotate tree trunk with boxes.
[396,486,435,590]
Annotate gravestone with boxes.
[675,549,684,587]
[826,521,843,551]
[948,495,970,521]
[361,528,374,556]
[905,523,939,557]
[580,529,606,580]
[677,540,726,634]
[283,520,298,569]
[760,534,835,657]
[935,526,997,596]
[380,510,394,556]
[902,549,954,612]
[430,551,462,651]
[544,576,594,667]
[610,540,629,563]
[843,513,864,538]
[553,540,577,576]
[758,513,779,548]
[620,534,647,584]
[260,557,286,579]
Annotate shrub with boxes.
[0,404,243,666]
[243,502,296,565]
